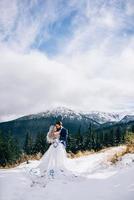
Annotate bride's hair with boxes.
[48,125,55,133]
[46,125,56,143]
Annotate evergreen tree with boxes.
[0,131,21,167]
[0,131,7,166]
[131,125,134,133]
[33,132,49,154]
[83,124,94,150]
[7,134,21,164]
[115,126,122,144]
[94,132,102,151]
[66,134,77,153]
[23,132,33,155]
[75,125,83,151]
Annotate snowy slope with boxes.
[82,111,121,124]
[120,115,134,123]
[16,106,82,121]
[8,106,134,124]
[15,106,120,123]
[0,146,134,200]
[1,106,134,125]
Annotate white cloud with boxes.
[0,0,134,121]
[0,0,17,28]
[126,0,134,15]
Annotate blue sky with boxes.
[0,0,134,121]
[1,0,134,56]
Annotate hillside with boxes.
[0,107,134,148]
[0,146,134,200]
[0,107,99,144]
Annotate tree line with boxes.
[0,123,134,167]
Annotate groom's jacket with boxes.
[59,127,68,143]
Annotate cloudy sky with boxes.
[0,0,134,121]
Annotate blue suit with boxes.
[59,127,68,148]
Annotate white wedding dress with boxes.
[25,126,79,186]
[37,138,69,178]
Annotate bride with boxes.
[26,124,77,186]
[38,124,68,177]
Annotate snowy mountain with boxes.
[120,115,134,123]
[16,106,122,124]
[15,106,134,125]
[16,106,83,121]
[0,106,134,145]
[0,107,100,145]
[81,111,121,124]
[1,145,134,200]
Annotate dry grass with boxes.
[125,144,134,153]
[67,150,95,159]
[66,145,132,165]
[1,142,134,169]
[0,153,42,169]
[104,144,134,165]
[107,146,127,164]
[125,132,134,153]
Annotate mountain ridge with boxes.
[13,106,134,124]
[0,106,134,148]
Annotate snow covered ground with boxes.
[0,146,134,200]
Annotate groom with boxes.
[55,121,68,148]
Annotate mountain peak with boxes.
[120,115,134,123]
[9,106,134,124]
